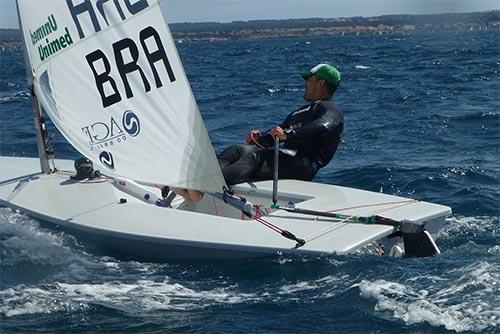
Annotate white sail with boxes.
[17,0,226,193]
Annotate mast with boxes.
[15,0,52,174]
[29,92,52,174]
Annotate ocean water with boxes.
[0,30,499,333]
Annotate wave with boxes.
[267,87,300,94]
[356,215,500,332]
[451,112,500,122]
[0,264,358,318]
[0,91,30,104]
[2,205,498,334]
[0,81,22,92]
[0,208,83,266]
[0,208,112,291]
[0,279,258,317]
[428,111,500,122]
[439,216,500,248]
[358,260,500,332]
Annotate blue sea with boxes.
[1,30,499,333]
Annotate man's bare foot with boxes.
[171,187,204,203]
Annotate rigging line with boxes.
[250,213,305,248]
[325,199,419,213]
[67,201,124,220]
[56,169,110,179]
[369,200,418,217]
[302,205,400,242]
[224,190,305,247]
[302,201,416,243]
[6,179,30,201]
[227,196,305,246]
[303,214,359,244]
[212,197,219,216]
[252,216,282,234]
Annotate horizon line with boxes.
[0,9,498,30]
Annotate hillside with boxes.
[1,10,498,48]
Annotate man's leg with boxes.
[252,152,319,182]
[217,144,257,170]
[218,145,262,185]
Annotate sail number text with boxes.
[65,0,176,108]
[86,26,176,108]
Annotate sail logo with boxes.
[29,14,74,62]
[99,151,115,170]
[123,111,140,137]
[81,110,141,150]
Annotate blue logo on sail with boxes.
[99,151,115,170]
[122,111,140,137]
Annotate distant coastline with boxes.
[1,10,499,49]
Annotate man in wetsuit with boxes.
[218,63,344,186]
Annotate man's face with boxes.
[303,75,321,101]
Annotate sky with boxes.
[0,0,499,28]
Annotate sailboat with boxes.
[0,0,451,259]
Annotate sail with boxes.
[16,0,226,193]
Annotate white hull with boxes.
[0,157,451,259]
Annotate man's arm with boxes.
[285,111,341,141]
[256,112,294,146]
[257,125,285,147]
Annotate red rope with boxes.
[251,214,283,234]
[251,132,267,149]
[212,197,219,216]
[225,191,304,247]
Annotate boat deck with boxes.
[0,157,452,259]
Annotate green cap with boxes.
[300,63,341,87]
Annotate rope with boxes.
[326,199,419,213]
[219,191,419,250]
[251,132,267,149]
[223,190,305,248]
[250,213,306,248]
[303,200,417,243]
[6,179,30,201]
[212,197,219,216]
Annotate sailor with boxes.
[218,63,344,186]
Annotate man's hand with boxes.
[270,126,287,141]
[246,129,261,145]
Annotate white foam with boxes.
[440,215,498,239]
[358,261,500,332]
[488,245,500,255]
[279,281,318,295]
[0,91,30,103]
[481,111,500,117]
[0,279,258,317]
[0,270,359,317]
[0,208,133,282]
[0,285,87,317]
[0,208,102,272]
[278,274,351,299]
[355,65,370,69]
[267,87,300,94]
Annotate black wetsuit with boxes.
[218,100,344,185]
